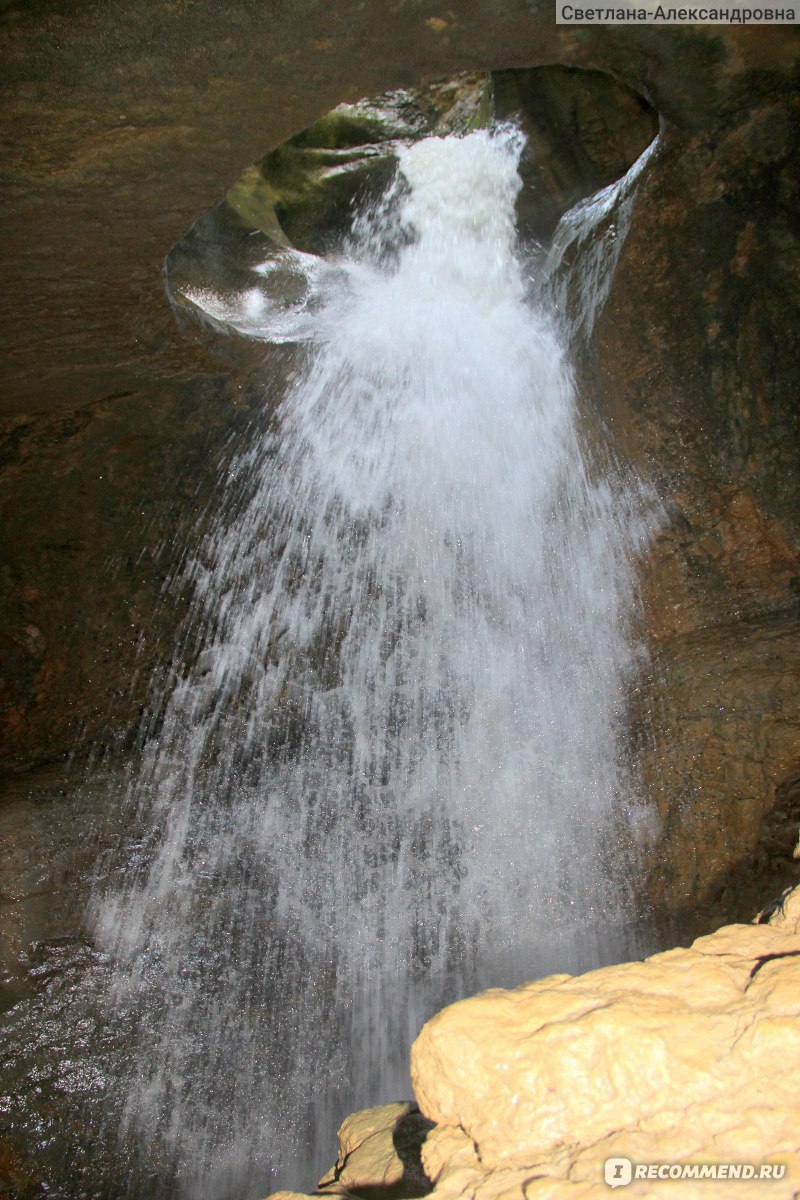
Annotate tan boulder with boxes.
[263,1101,434,1200]
[265,889,800,1200]
[411,885,800,1198]
[266,1194,319,1200]
[315,1100,432,1198]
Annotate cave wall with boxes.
[582,98,800,921]
[0,5,798,918]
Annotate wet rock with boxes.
[166,75,493,330]
[238,75,492,254]
[169,67,657,340]
[227,66,656,253]
[0,763,128,1008]
[492,66,658,242]
[0,1134,41,1200]
[573,95,800,925]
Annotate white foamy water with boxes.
[94,128,654,1198]
[543,134,660,341]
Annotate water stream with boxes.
[3,126,658,1198]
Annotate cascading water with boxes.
[93,127,655,1197]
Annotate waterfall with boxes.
[94,127,654,1197]
[543,134,660,342]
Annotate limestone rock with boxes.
[421,1126,480,1182]
[281,1101,433,1200]
[265,890,800,1200]
[410,883,800,1198]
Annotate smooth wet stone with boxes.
[0,763,128,1009]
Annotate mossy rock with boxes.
[167,67,657,345]
[226,73,492,253]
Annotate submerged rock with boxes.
[268,885,800,1200]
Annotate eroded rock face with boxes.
[494,66,658,243]
[269,886,800,1200]
[577,95,800,924]
[167,67,657,346]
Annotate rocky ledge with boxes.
[269,884,800,1200]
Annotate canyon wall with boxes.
[584,92,800,921]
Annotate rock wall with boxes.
[268,885,800,1200]
[580,97,800,922]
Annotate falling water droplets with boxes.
[93,127,655,1198]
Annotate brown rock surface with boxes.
[584,98,800,920]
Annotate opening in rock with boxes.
[165,67,658,344]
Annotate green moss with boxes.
[225,74,493,253]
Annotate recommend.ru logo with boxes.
[604,1157,786,1187]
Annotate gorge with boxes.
[1,10,799,1200]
